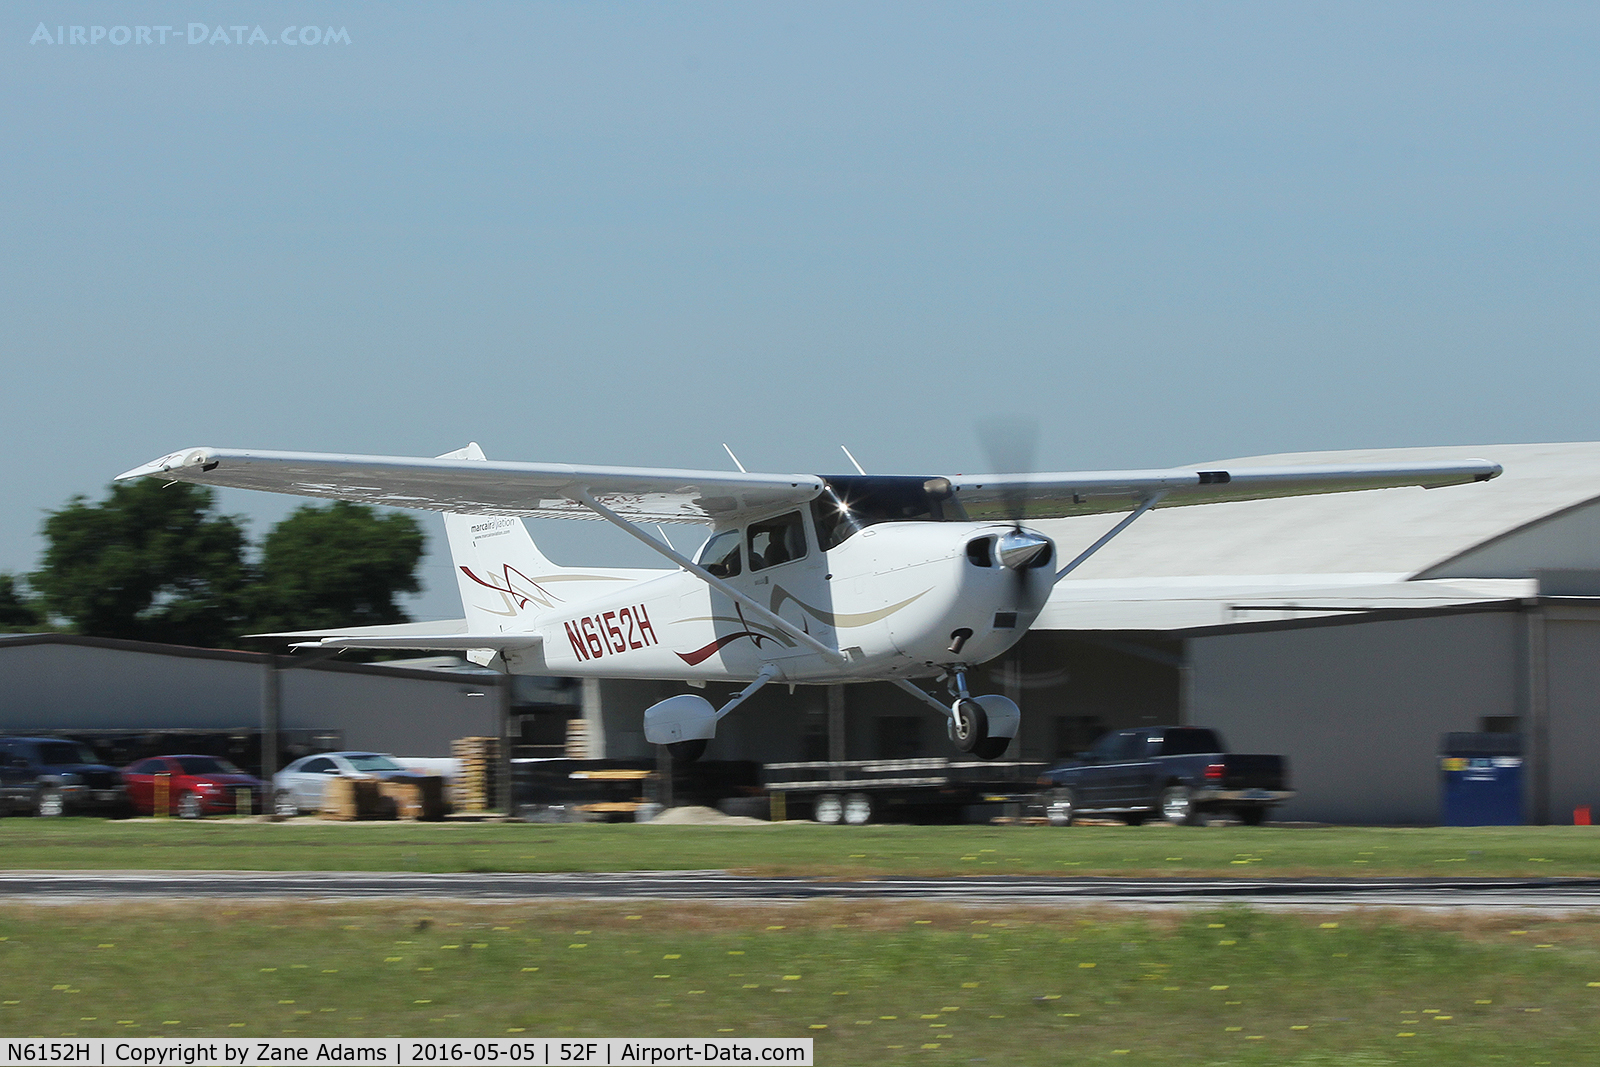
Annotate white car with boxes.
[271,751,419,817]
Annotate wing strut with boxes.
[1054,491,1169,584]
[716,664,781,722]
[571,489,845,664]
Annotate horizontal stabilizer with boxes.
[291,633,543,651]
[249,618,539,653]
[250,619,470,639]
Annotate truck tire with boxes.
[1161,786,1201,826]
[35,788,64,818]
[1236,806,1267,826]
[1045,788,1076,827]
[813,793,843,825]
[842,793,873,826]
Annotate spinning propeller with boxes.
[976,416,1053,576]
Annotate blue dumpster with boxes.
[1440,732,1522,826]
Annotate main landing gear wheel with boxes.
[666,739,708,763]
[813,793,843,825]
[948,698,988,753]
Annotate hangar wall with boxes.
[0,641,259,727]
[279,666,497,756]
[1186,611,1522,824]
[0,637,498,758]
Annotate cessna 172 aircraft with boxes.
[119,444,1501,761]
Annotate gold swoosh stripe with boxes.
[771,586,930,628]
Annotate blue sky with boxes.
[4,2,1597,619]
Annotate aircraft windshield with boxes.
[813,475,969,550]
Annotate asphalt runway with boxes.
[3,870,1600,910]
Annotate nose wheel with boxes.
[948,698,988,753]
[895,673,1020,761]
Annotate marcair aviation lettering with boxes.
[563,605,659,661]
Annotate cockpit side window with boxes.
[697,529,742,578]
[748,511,808,571]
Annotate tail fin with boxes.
[438,443,640,631]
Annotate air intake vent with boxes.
[993,612,1017,629]
[1197,470,1231,484]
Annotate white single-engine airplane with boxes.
[119,445,1501,761]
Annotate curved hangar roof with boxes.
[1036,442,1600,633]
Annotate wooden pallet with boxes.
[565,719,589,759]
[320,776,384,821]
[451,736,500,811]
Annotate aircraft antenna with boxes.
[722,443,748,473]
[840,445,868,475]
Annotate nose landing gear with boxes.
[894,671,1020,761]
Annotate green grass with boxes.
[1,819,1598,879]
[1,900,1597,1064]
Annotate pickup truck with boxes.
[0,736,128,817]
[1037,726,1292,826]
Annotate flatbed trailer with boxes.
[762,757,1047,824]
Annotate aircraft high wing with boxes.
[119,447,1500,524]
[119,444,1502,762]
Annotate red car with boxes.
[122,755,267,818]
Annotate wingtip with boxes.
[116,448,215,482]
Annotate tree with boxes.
[30,481,251,647]
[29,484,426,649]
[251,501,424,634]
[0,573,44,632]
